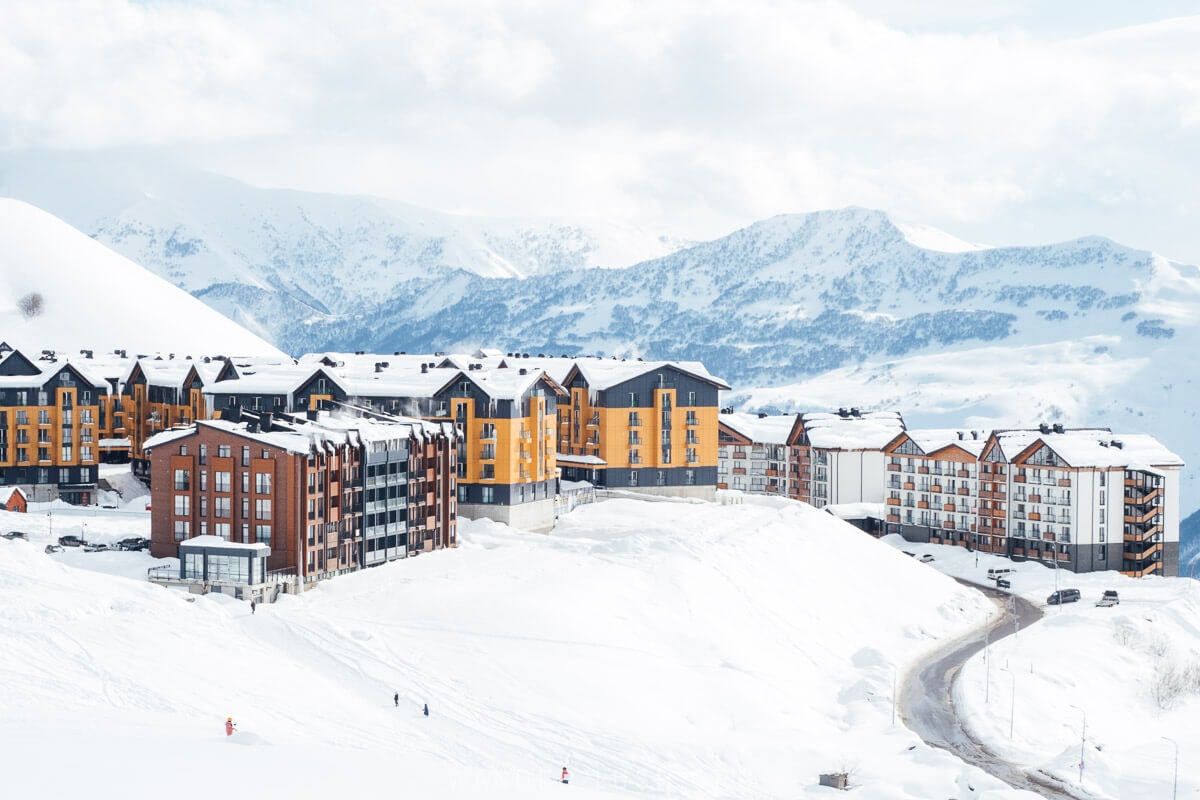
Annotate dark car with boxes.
[57,535,84,547]
[996,578,1012,590]
[1047,588,1081,605]
[116,537,150,551]
[2,531,29,540]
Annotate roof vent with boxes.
[957,431,964,440]
[1099,440,1109,447]
[1112,439,1124,449]
[375,362,384,373]
[758,412,768,419]
[355,350,365,355]
[537,353,545,358]
[1052,423,1065,434]
[850,407,861,417]
[838,407,849,418]
[519,368,528,375]
[971,431,979,440]
[203,356,211,363]
[421,364,428,374]
[1039,423,1051,434]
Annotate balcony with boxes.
[887,463,901,472]
[1125,487,1161,506]
[903,481,915,491]
[1124,542,1162,562]
[957,469,971,478]
[942,503,956,512]
[1058,478,1072,487]
[1029,494,1041,503]
[1028,512,1041,521]
[887,513,901,523]
[917,501,930,509]
[886,497,901,506]
[1124,509,1159,526]
[957,487,970,496]
[917,466,929,474]
[1013,474,1027,483]
[931,484,943,494]
[942,520,955,529]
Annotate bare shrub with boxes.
[17,292,43,318]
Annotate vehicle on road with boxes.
[83,542,110,552]
[996,578,1012,590]
[1047,588,1081,605]
[987,567,1015,580]
[44,544,63,554]
[919,554,935,563]
[2,531,29,540]
[57,535,84,547]
[1096,590,1120,607]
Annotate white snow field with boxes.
[3,492,1195,799]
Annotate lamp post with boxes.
[984,621,991,704]
[1163,736,1178,800]
[1069,704,1086,785]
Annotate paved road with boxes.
[900,582,1096,800]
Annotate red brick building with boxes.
[146,409,457,587]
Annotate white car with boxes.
[919,554,935,563]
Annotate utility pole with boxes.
[1069,704,1086,785]
[1163,737,1178,800]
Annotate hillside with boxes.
[0,198,283,357]
[6,494,1200,798]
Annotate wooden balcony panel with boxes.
[918,466,930,474]
[942,520,955,529]
[1029,494,1041,503]
[903,482,915,490]
[931,484,943,493]
[957,469,971,478]
[917,501,930,509]
[942,503,956,512]
[957,487,970,496]
[886,497,901,506]
[887,513,901,523]
[887,463,901,472]
[1058,478,1072,487]
[1028,512,1041,521]
[1013,475,1027,483]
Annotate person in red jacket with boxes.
[225,717,236,736]
[561,766,569,784]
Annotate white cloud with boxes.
[1,0,1198,260]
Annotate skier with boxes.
[561,766,569,784]
[423,703,429,717]
[225,717,236,736]
[394,692,399,707]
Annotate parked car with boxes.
[1096,590,1120,607]
[82,542,109,552]
[115,537,150,551]
[1047,588,1081,605]
[996,578,1012,590]
[2,531,29,540]
[57,535,84,547]
[919,554,935,563]
[44,544,63,554]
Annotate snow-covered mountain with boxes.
[3,157,1196,526]
[0,198,283,357]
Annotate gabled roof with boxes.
[564,358,730,392]
[887,428,988,459]
[1013,431,1184,470]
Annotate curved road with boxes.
[900,583,1095,800]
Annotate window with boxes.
[256,473,272,494]
[241,497,250,519]
[214,497,231,518]
[214,523,230,540]
[218,445,231,458]
[661,447,671,464]
[174,470,190,490]
[628,392,639,407]
[255,524,271,547]
[37,447,49,462]
[629,471,638,486]
[215,471,231,492]
[39,410,50,425]
[629,411,641,426]
[174,520,189,541]
[685,469,696,486]
[256,499,272,520]
[174,495,190,515]
[81,446,92,461]
[481,423,496,440]
[687,391,696,406]
[482,463,495,479]
[199,444,206,464]
[16,447,27,463]
[241,472,250,492]
[481,486,494,504]
[242,446,250,466]
[656,470,666,486]
[61,446,72,461]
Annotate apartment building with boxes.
[882,428,988,548]
[556,359,729,500]
[0,346,105,504]
[791,409,906,508]
[716,411,797,495]
[146,409,457,586]
[887,424,1183,577]
[126,358,217,481]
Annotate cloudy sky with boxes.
[2,0,1199,260]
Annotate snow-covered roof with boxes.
[178,535,270,553]
[802,411,905,450]
[569,357,730,391]
[0,486,27,504]
[556,453,607,466]
[1016,430,1184,470]
[718,412,797,445]
[899,429,989,458]
[823,502,887,521]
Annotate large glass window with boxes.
[256,499,272,520]
[256,473,272,494]
[215,471,231,492]
[174,495,190,515]
[215,497,231,518]
[174,469,190,490]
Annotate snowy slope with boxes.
[0,198,283,357]
[7,494,1200,799]
[1,496,1026,800]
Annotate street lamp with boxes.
[1163,736,1178,800]
[1069,704,1086,785]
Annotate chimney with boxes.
[261,412,272,433]
[519,368,527,375]
[957,431,964,440]
[421,364,428,374]
[758,412,768,419]
[1112,439,1124,449]
[375,362,384,373]
[1052,423,1065,434]
[850,407,861,417]
[838,407,849,418]
[1039,423,1051,434]
[971,431,979,440]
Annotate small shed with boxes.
[0,487,29,513]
